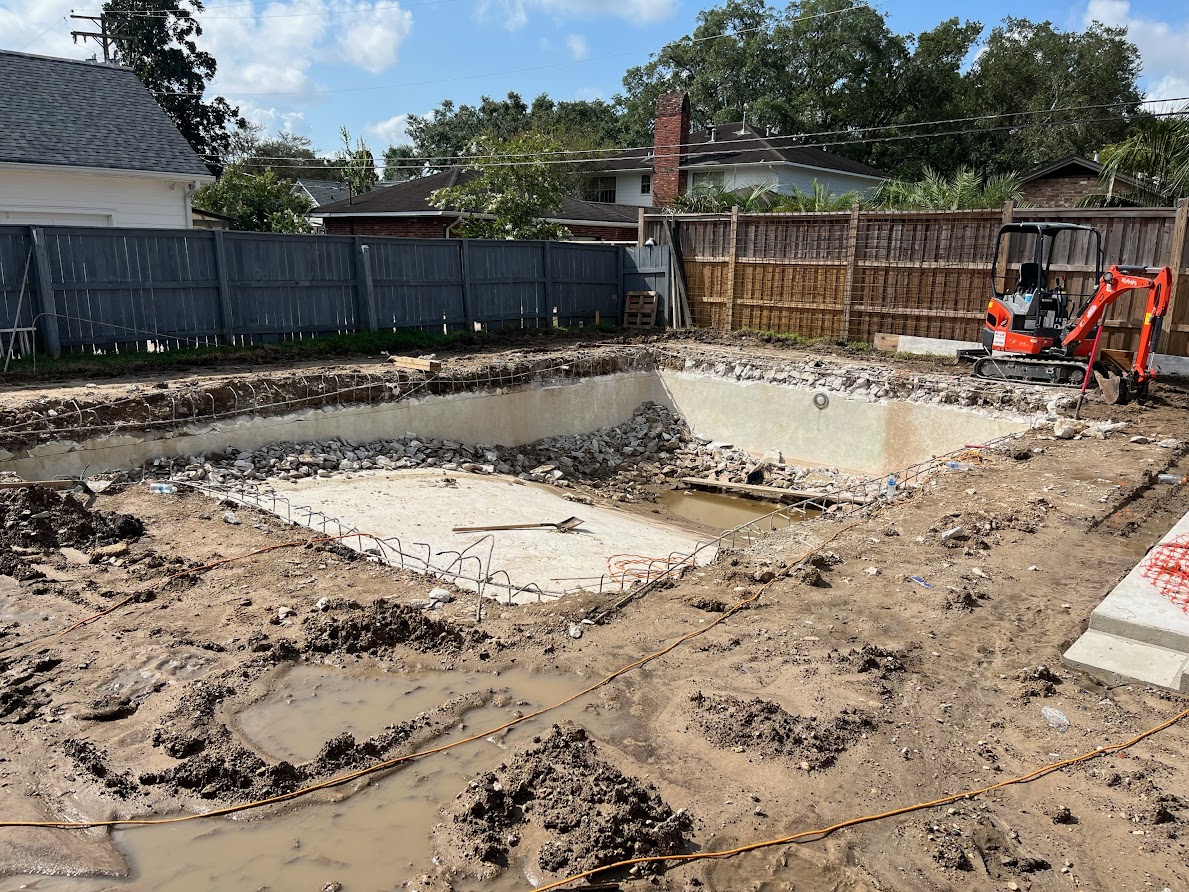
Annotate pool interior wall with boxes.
[0,369,1032,481]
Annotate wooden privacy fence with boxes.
[643,200,1189,356]
[0,226,661,358]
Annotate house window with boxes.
[640,174,651,195]
[588,176,617,203]
[690,170,725,191]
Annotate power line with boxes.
[203,95,1187,168]
[141,4,868,97]
[18,16,68,52]
[73,0,458,20]
[205,109,1187,173]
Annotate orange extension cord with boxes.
[536,701,1189,891]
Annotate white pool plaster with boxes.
[1063,509,1189,693]
[266,470,712,602]
[0,369,1031,481]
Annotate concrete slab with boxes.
[1064,509,1189,691]
[1062,629,1189,693]
[268,470,714,603]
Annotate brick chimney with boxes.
[651,91,690,208]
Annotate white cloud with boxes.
[368,113,412,145]
[574,86,605,100]
[477,0,674,30]
[1083,0,1189,105]
[565,33,589,60]
[336,2,414,74]
[0,0,90,59]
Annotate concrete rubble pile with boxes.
[156,402,873,502]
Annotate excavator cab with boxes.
[983,222,1103,358]
[974,221,1171,404]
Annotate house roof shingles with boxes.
[295,179,351,206]
[314,168,640,225]
[0,50,210,178]
[600,122,887,179]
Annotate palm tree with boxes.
[769,181,869,212]
[1084,109,1189,207]
[670,181,778,213]
[875,167,1025,211]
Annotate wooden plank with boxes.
[724,206,739,331]
[873,333,901,352]
[386,355,442,372]
[623,290,658,328]
[679,477,871,505]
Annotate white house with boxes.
[0,50,213,228]
[596,92,888,208]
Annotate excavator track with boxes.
[972,355,1088,388]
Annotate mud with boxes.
[437,723,693,884]
[689,692,876,768]
[304,598,490,657]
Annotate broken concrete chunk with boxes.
[89,542,129,560]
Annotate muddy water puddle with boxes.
[8,668,596,892]
[660,488,815,532]
[234,663,492,762]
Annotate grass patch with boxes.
[3,324,623,382]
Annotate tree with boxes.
[382,145,420,182]
[335,128,378,197]
[405,91,625,174]
[966,19,1142,173]
[874,168,1025,210]
[428,132,576,240]
[227,122,337,182]
[193,166,313,232]
[615,1,1144,177]
[1087,108,1189,206]
[103,0,244,169]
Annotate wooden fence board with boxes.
[644,204,1189,355]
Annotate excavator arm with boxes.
[1062,265,1173,389]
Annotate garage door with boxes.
[0,210,113,226]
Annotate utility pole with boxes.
[70,12,130,64]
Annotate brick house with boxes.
[1018,155,1142,208]
[314,167,639,241]
[595,91,888,208]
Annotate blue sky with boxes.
[2,0,1187,159]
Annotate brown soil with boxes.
[0,340,1188,891]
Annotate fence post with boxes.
[543,240,554,327]
[459,239,473,330]
[839,204,862,342]
[637,208,646,247]
[993,200,1015,289]
[352,237,378,332]
[29,227,61,358]
[724,205,739,331]
[212,230,235,344]
[1165,197,1188,354]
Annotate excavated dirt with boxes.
[689,692,876,768]
[0,340,1188,890]
[436,723,694,883]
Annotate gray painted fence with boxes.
[0,226,669,358]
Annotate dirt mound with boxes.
[0,488,144,550]
[62,739,139,798]
[304,598,488,656]
[689,692,874,768]
[439,724,693,883]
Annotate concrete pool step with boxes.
[1063,629,1189,693]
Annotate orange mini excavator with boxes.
[971,222,1173,405]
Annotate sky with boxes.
[1,0,1187,160]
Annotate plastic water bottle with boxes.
[945,461,971,471]
[1157,474,1186,485]
[885,475,897,502]
[148,482,177,494]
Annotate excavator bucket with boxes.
[1094,369,1127,405]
